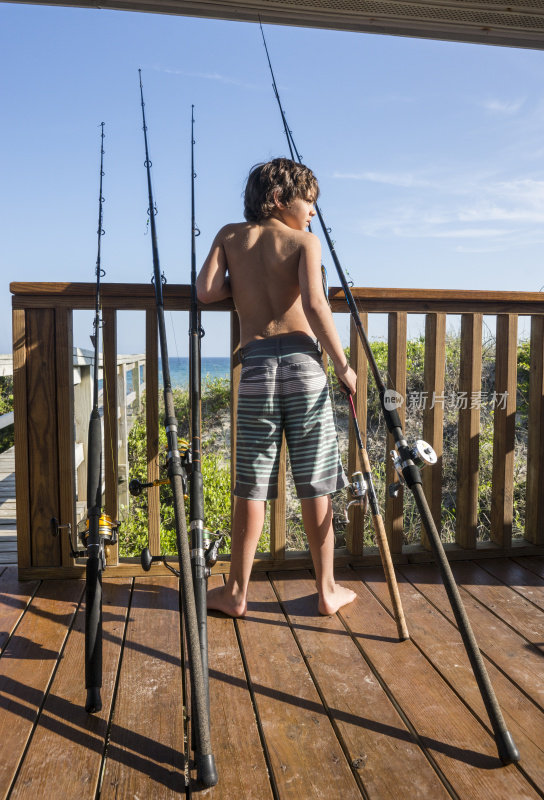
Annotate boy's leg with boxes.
[300,494,356,615]
[207,496,266,617]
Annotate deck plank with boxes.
[476,557,544,612]
[400,563,544,711]
[513,555,544,582]
[236,573,362,799]
[363,565,544,791]
[0,559,543,800]
[194,574,274,800]
[336,567,538,800]
[271,569,450,799]
[0,579,83,798]
[0,570,39,653]
[100,576,186,799]
[9,579,132,800]
[449,561,544,645]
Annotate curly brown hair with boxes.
[243,158,319,222]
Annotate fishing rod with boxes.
[52,123,118,713]
[84,121,119,714]
[55,125,120,712]
[259,24,520,765]
[138,70,218,787]
[189,105,224,747]
[320,246,409,640]
[347,396,409,641]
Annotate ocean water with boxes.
[159,357,230,389]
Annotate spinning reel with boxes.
[389,439,437,498]
[129,437,191,498]
[51,513,119,564]
[140,530,225,577]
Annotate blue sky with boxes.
[2,4,544,355]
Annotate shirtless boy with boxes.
[197,158,357,617]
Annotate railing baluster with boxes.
[422,313,446,547]
[146,309,160,555]
[526,315,544,545]
[347,313,367,555]
[102,308,118,566]
[456,313,482,550]
[385,312,407,553]
[12,307,31,570]
[270,435,287,562]
[491,314,518,548]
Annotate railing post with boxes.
[456,313,482,550]
[56,308,76,567]
[347,314,367,555]
[26,308,62,567]
[422,313,446,548]
[385,312,407,553]
[491,314,518,548]
[526,315,544,545]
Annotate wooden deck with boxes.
[1,557,543,799]
[0,448,16,566]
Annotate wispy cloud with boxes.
[482,97,525,115]
[333,170,433,189]
[152,65,258,89]
[346,171,544,245]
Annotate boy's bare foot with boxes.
[317,583,357,616]
[207,585,247,618]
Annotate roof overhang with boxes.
[5,0,544,50]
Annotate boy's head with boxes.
[244,158,319,223]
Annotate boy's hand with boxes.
[334,363,357,396]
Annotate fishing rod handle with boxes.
[371,510,409,641]
[347,396,409,640]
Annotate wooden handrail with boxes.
[11,281,544,579]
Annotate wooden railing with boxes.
[11,281,544,579]
[72,348,145,521]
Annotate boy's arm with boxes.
[298,234,357,395]
[196,227,232,304]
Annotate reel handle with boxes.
[141,547,165,571]
[130,479,153,496]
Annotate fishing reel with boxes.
[51,513,119,561]
[129,438,191,498]
[140,530,225,577]
[346,471,369,515]
[333,471,369,543]
[389,439,437,498]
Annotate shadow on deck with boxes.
[0,557,543,799]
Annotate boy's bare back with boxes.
[197,158,356,395]
[202,217,318,347]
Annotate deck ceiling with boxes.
[6,0,544,50]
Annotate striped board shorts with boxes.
[234,333,348,501]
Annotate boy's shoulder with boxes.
[216,221,320,252]
[215,221,252,240]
